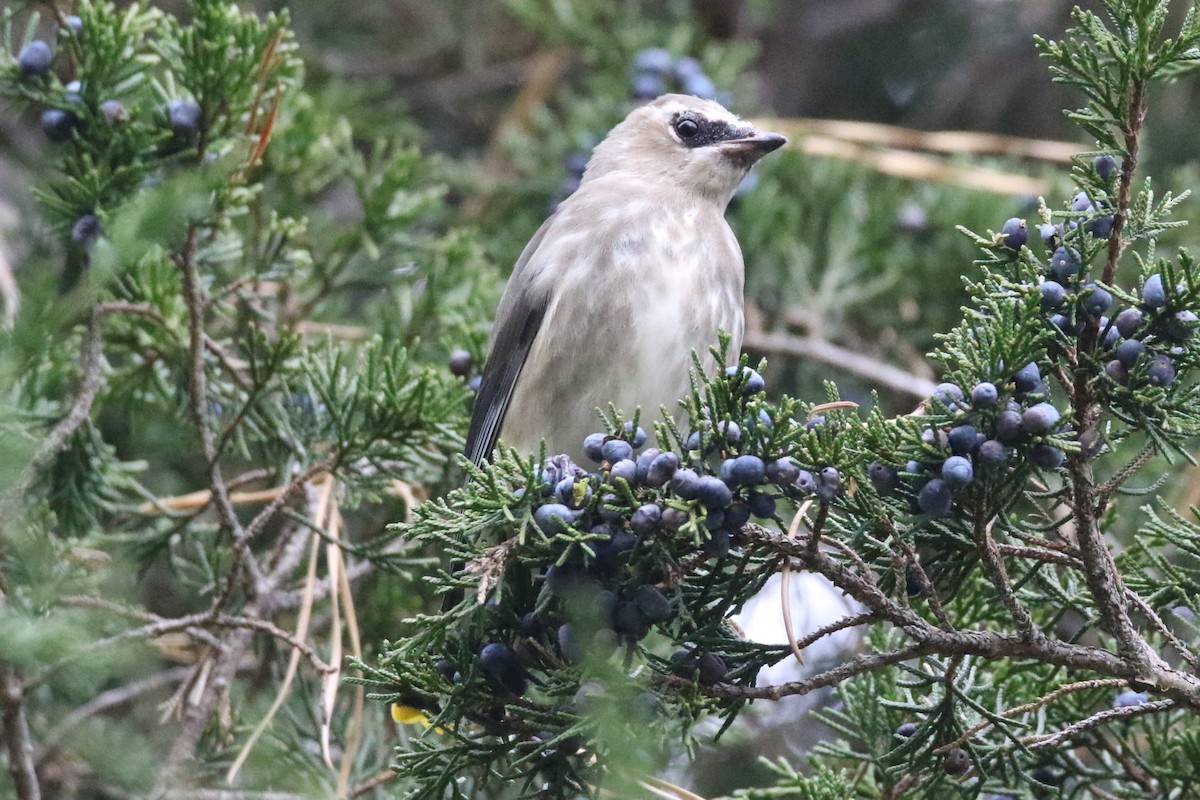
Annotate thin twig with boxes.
[0,664,41,800]
[1023,699,1175,750]
[933,678,1126,754]
[38,667,192,756]
[742,330,938,399]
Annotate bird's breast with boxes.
[502,202,744,463]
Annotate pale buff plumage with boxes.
[466,94,785,467]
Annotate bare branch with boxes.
[743,330,938,399]
[1,664,41,800]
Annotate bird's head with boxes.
[584,94,786,205]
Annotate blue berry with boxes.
[1029,444,1065,469]
[1040,281,1066,309]
[40,108,78,142]
[1148,354,1176,386]
[715,420,741,442]
[696,476,733,509]
[558,174,582,198]
[1031,765,1061,787]
[726,365,765,394]
[1021,403,1061,435]
[612,601,650,639]
[718,458,736,484]
[534,503,575,534]
[583,432,606,462]
[673,56,704,80]
[1049,247,1080,281]
[167,99,202,140]
[766,456,800,485]
[703,528,731,557]
[943,748,970,776]
[695,652,727,685]
[70,214,102,247]
[480,642,527,695]
[646,451,680,485]
[1013,362,1041,393]
[1115,338,1144,368]
[553,476,576,505]
[1113,690,1147,708]
[816,467,841,500]
[466,375,482,393]
[1094,154,1118,181]
[64,15,83,35]
[1039,223,1059,247]
[100,99,128,125]
[994,410,1024,444]
[632,71,665,100]
[1050,313,1079,335]
[917,479,953,516]
[1105,359,1130,384]
[1001,217,1027,250]
[623,421,648,448]
[1082,284,1113,316]
[805,415,826,430]
[17,40,53,77]
[1099,317,1120,349]
[670,468,702,500]
[947,424,979,455]
[904,460,923,475]
[932,382,964,407]
[896,722,918,738]
[977,439,1007,466]
[970,381,999,407]
[448,348,473,377]
[564,151,589,176]
[1071,191,1095,212]
[747,491,776,518]
[634,447,660,483]
[729,454,766,485]
[632,585,672,622]
[1088,215,1115,239]
[609,458,637,485]
[634,47,672,74]
[724,502,751,529]
[1165,310,1198,341]
[1143,274,1167,309]
[557,624,584,664]
[683,73,717,100]
[941,456,974,489]
[601,438,633,463]
[794,470,816,493]
[868,462,899,495]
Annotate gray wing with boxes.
[464,218,554,467]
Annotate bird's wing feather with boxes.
[464,217,555,467]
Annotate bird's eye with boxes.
[674,118,700,139]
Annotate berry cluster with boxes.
[436,367,840,705]
[997,155,1194,397]
[630,47,719,102]
[871,372,1068,518]
[11,22,206,248]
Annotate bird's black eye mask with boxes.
[670,112,753,148]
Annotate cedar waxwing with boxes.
[466,94,786,467]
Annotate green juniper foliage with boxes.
[367,1,1200,798]
[0,0,492,796]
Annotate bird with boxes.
[466,94,786,468]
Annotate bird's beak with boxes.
[719,131,787,159]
